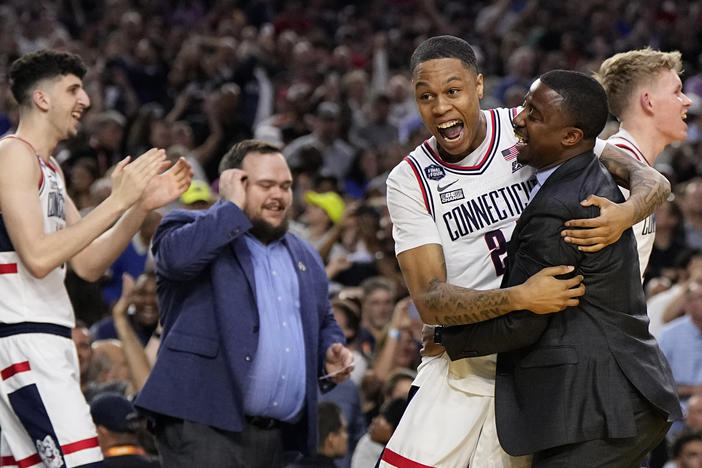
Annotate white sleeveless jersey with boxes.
[387,107,537,395]
[606,129,655,281]
[0,154,75,327]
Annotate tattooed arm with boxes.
[561,143,671,252]
[397,244,584,325]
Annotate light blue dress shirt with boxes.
[242,234,306,422]
[528,164,561,201]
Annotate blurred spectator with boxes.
[68,157,99,212]
[659,280,702,435]
[665,430,702,468]
[382,368,417,401]
[493,45,536,106]
[90,392,160,467]
[647,200,693,286]
[101,212,161,306]
[285,102,355,182]
[286,401,349,468]
[349,93,398,151]
[371,297,422,383]
[179,179,214,210]
[93,272,159,347]
[85,339,133,400]
[385,74,416,129]
[318,380,366,468]
[350,397,407,468]
[682,179,702,249]
[255,82,314,147]
[359,276,396,349]
[344,148,382,200]
[61,110,126,177]
[72,320,94,393]
[331,298,371,386]
[291,190,346,259]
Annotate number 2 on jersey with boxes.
[484,229,507,276]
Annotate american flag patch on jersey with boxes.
[502,146,519,161]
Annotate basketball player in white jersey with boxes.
[380,36,672,468]
[0,50,191,467]
[559,48,691,281]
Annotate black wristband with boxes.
[434,325,443,345]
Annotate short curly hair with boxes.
[9,49,87,106]
[593,48,682,120]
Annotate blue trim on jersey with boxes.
[405,155,436,221]
[9,384,67,465]
[0,322,72,339]
[0,214,14,253]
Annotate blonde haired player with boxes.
[0,49,191,467]
[573,48,692,281]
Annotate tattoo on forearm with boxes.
[426,278,512,325]
[601,152,670,224]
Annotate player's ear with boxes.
[32,89,50,112]
[475,73,484,100]
[640,91,654,115]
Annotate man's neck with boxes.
[619,120,668,165]
[536,144,593,171]
[15,116,61,162]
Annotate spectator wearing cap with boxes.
[179,179,214,210]
[294,190,344,247]
[90,392,160,468]
[284,101,355,182]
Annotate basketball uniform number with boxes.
[484,229,507,276]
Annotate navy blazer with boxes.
[441,152,681,456]
[135,200,345,455]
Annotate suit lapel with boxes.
[231,239,257,304]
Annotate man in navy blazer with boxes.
[135,140,353,467]
[440,71,681,467]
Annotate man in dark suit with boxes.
[135,140,353,467]
[440,70,682,467]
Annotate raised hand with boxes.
[324,342,354,383]
[219,168,248,209]
[113,273,136,320]
[109,148,167,210]
[140,157,194,210]
[561,195,632,252]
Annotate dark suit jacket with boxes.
[135,200,345,455]
[442,151,681,456]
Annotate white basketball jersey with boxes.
[0,151,74,327]
[606,129,655,281]
[387,108,537,394]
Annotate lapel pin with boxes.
[298,261,307,271]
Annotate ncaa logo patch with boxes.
[424,164,445,181]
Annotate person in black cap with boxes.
[90,392,160,468]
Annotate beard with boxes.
[249,216,289,244]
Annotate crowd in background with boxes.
[2,0,702,466]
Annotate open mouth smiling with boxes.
[437,119,464,142]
